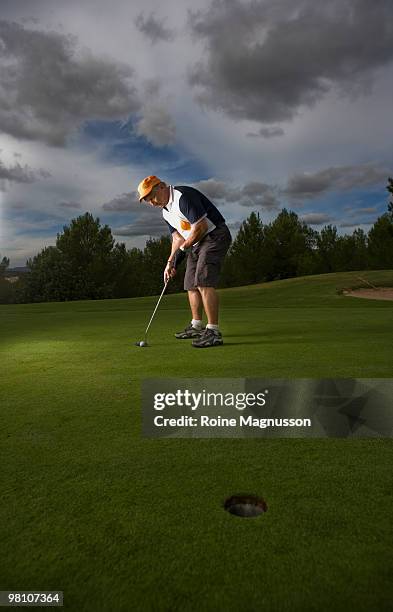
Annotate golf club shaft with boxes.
[144,279,169,341]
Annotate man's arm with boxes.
[164,231,184,281]
[167,231,185,264]
[164,220,209,281]
[180,218,208,250]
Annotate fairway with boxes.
[1,271,393,611]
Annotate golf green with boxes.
[1,271,393,611]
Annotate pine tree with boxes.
[226,212,265,285]
[367,178,393,269]
[263,209,316,280]
[0,255,10,277]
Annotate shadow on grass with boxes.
[226,332,276,338]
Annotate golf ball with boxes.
[139,341,147,347]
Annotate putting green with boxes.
[1,271,393,611]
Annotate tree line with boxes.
[1,178,392,304]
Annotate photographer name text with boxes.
[153,415,311,429]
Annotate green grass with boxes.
[1,270,393,611]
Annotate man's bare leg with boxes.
[197,286,219,325]
[175,289,204,339]
[188,289,203,321]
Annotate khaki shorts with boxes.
[184,224,232,290]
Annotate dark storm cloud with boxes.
[349,206,378,216]
[0,158,51,189]
[191,178,230,200]
[285,164,388,199]
[192,178,280,210]
[113,217,168,237]
[247,126,285,139]
[237,182,280,209]
[0,20,140,146]
[188,0,393,123]
[9,202,29,210]
[240,190,279,210]
[134,12,175,43]
[340,220,373,228]
[103,192,165,237]
[102,192,139,212]
[300,213,333,225]
[58,201,81,209]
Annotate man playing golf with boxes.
[138,176,232,348]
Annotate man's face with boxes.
[144,183,168,207]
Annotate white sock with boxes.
[206,323,219,332]
[191,319,203,329]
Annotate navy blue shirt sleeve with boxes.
[175,186,225,227]
[178,192,207,224]
[165,219,176,234]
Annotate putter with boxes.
[135,278,170,347]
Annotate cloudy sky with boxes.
[0,0,392,266]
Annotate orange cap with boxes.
[137,175,161,202]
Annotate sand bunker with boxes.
[344,287,393,301]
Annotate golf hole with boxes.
[224,494,267,518]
